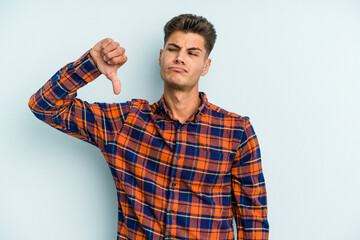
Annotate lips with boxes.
[169,66,187,73]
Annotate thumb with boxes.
[108,74,121,95]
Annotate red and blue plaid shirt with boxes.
[29,51,269,240]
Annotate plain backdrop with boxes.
[1,0,359,239]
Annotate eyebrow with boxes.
[167,43,203,52]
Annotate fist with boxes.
[90,38,127,95]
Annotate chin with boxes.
[162,75,184,86]
[161,73,197,91]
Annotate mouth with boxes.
[169,66,187,73]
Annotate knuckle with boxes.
[102,38,111,45]
[116,48,124,55]
[122,55,128,63]
[102,38,113,50]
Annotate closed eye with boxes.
[188,51,199,56]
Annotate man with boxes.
[29,14,269,240]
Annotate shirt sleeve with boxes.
[28,51,130,150]
[231,118,269,240]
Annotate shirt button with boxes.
[172,183,176,187]
[176,155,180,160]
[169,210,174,213]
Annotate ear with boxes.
[201,58,211,76]
[159,49,163,66]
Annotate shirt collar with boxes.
[156,92,208,123]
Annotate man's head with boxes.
[163,14,217,57]
[159,14,216,93]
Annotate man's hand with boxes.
[89,38,127,95]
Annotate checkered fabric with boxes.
[29,51,269,240]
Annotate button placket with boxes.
[166,122,184,233]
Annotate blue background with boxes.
[1,0,359,239]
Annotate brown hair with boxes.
[163,14,217,56]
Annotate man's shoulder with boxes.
[206,101,249,125]
[129,98,150,107]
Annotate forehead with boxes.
[165,31,206,50]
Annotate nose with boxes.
[174,50,186,64]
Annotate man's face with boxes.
[159,31,211,92]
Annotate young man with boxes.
[29,14,269,240]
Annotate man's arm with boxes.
[28,39,129,148]
[231,118,269,240]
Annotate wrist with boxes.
[89,49,99,70]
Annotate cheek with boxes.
[159,55,168,68]
[193,61,205,74]
[161,56,171,67]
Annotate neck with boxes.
[163,85,201,124]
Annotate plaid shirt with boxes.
[29,51,269,240]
